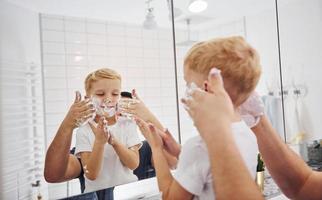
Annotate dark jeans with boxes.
[62,192,98,200]
[70,147,86,193]
[61,187,114,200]
[96,187,114,200]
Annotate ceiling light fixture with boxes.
[188,0,208,13]
[176,18,199,46]
[166,0,183,20]
[143,0,158,29]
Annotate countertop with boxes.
[114,174,289,200]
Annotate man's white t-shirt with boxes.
[75,118,142,193]
[173,120,258,200]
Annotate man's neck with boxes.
[106,115,117,125]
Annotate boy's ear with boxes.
[203,81,208,92]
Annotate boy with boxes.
[136,36,261,199]
[75,68,142,195]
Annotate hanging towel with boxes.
[292,93,313,144]
[262,95,285,140]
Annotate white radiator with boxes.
[0,60,46,200]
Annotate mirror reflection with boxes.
[1,0,178,199]
[40,0,178,198]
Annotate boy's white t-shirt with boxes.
[75,117,142,193]
[173,120,258,200]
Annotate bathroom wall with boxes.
[278,0,322,142]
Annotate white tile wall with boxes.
[125,26,142,38]
[143,39,158,49]
[40,14,178,199]
[42,42,65,54]
[48,183,67,199]
[44,78,67,89]
[66,55,88,66]
[88,55,108,66]
[64,19,86,33]
[109,46,127,57]
[43,66,66,78]
[86,22,106,34]
[87,33,106,45]
[41,17,64,31]
[158,29,173,40]
[44,89,68,101]
[107,35,126,46]
[65,32,87,44]
[107,23,126,36]
[43,54,65,65]
[42,30,65,42]
[87,44,106,56]
[65,43,87,55]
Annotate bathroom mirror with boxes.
[172,0,286,144]
[40,0,179,199]
[276,0,322,162]
[0,0,178,199]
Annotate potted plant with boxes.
[256,153,265,192]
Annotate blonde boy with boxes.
[75,68,141,193]
[138,36,261,199]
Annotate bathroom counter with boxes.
[269,194,288,200]
[114,177,161,200]
[114,174,289,200]
[263,171,281,199]
[263,171,289,199]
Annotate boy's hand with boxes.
[135,117,163,149]
[157,129,181,158]
[64,91,95,129]
[239,92,264,128]
[89,117,112,145]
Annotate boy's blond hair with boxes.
[184,36,261,106]
[84,68,121,95]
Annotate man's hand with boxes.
[118,89,154,121]
[239,92,264,128]
[182,68,235,140]
[239,92,264,116]
[157,129,181,158]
